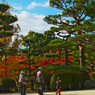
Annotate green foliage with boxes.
[0,32,13,38]
[0,15,18,23]
[44,38,63,57]
[81,70,90,80]
[8,48,17,55]
[50,69,89,90]
[0,3,18,56]
[50,71,73,90]
[71,71,85,88]
[0,49,10,55]
[22,31,57,56]
[43,72,53,90]
[0,50,5,55]
[85,44,95,63]
[0,4,9,12]
[0,43,5,47]
[68,34,95,66]
[68,46,80,65]
[90,72,95,80]
[69,34,95,43]
[42,64,63,71]
[3,25,14,30]
[44,52,59,58]
[44,0,95,67]
[2,78,16,89]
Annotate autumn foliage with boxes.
[0,54,28,79]
[0,50,74,82]
[41,56,74,66]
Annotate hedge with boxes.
[50,71,73,90]
[2,78,16,90]
[43,72,53,90]
[50,70,89,90]
[71,70,85,89]
[79,69,90,80]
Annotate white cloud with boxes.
[26,2,38,9]
[14,5,23,10]
[41,0,49,7]
[10,3,23,10]
[15,11,54,36]
[26,0,49,9]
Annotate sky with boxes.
[5,0,62,36]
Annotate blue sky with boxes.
[5,0,62,36]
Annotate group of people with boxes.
[19,67,61,95]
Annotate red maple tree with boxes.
[0,54,28,82]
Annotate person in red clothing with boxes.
[55,77,61,95]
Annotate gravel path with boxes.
[1,89,95,95]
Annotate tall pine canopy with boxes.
[0,3,18,56]
[44,0,95,67]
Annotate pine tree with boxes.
[44,0,95,67]
[0,3,18,59]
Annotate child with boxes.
[55,77,61,95]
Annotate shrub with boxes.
[71,70,85,89]
[79,69,90,80]
[90,72,95,80]
[2,78,16,90]
[50,70,87,90]
[43,72,53,90]
[50,71,73,90]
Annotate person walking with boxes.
[19,71,26,95]
[36,67,44,95]
[55,77,61,95]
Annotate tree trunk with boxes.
[65,48,68,66]
[29,44,34,90]
[79,45,85,67]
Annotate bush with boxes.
[71,70,85,89]
[43,72,53,90]
[50,71,73,90]
[90,72,95,80]
[2,78,16,90]
[50,70,87,90]
[79,69,90,80]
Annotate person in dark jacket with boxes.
[55,77,61,95]
[36,67,44,95]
